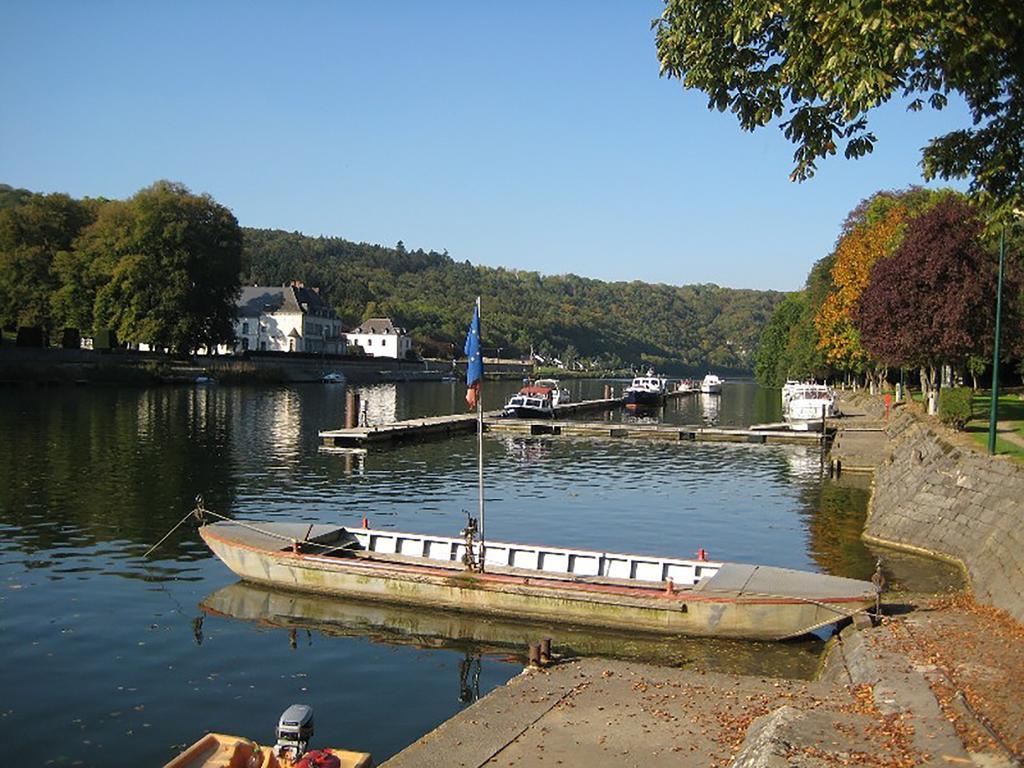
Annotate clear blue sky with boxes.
[1,1,970,291]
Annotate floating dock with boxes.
[486,418,822,445]
[319,396,624,448]
[320,404,822,449]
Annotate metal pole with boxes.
[476,297,486,570]
[988,226,1005,455]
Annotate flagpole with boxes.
[476,296,485,571]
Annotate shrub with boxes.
[938,387,973,430]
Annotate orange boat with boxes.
[164,734,371,768]
[164,705,372,768]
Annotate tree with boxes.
[77,182,242,352]
[654,0,1024,207]
[855,197,1019,389]
[0,193,96,334]
[814,190,941,379]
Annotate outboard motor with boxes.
[274,704,314,760]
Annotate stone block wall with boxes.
[865,412,1024,622]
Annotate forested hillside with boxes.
[242,228,784,372]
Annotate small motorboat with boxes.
[503,385,555,418]
[164,705,371,768]
[321,372,345,384]
[624,372,666,407]
[700,374,723,394]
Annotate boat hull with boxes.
[200,523,873,641]
[503,405,554,419]
[624,390,664,407]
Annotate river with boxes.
[0,378,952,764]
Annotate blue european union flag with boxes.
[464,302,483,388]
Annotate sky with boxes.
[0,1,971,291]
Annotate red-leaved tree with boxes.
[855,197,1021,390]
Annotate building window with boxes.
[242,338,249,351]
[260,341,267,351]
[242,321,249,334]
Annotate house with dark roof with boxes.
[228,283,345,354]
[347,317,412,359]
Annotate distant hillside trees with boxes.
[242,228,784,372]
[1,181,242,352]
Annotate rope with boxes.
[142,509,200,559]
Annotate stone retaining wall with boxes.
[865,412,1024,622]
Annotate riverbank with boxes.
[0,346,452,385]
[382,393,1024,767]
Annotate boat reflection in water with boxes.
[200,582,826,680]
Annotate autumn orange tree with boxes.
[814,189,939,384]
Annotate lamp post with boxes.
[988,225,1006,455]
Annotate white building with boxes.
[229,284,345,354]
[347,317,412,359]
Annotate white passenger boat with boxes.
[200,518,876,641]
[321,372,345,384]
[782,381,837,430]
[624,372,667,407]
[700,374,723,394]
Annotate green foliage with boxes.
[76,181,243,352]
[242,228,784,373]
[938,387,973,430]
[654,0,1024,208]
[0,181,242,352]
[0,192,97,332]
[754,256,833,386]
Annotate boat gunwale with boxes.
[200,524,875,607]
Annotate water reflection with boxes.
[697,392,720,426]
[200,581,825,679]
[501,436,551,464]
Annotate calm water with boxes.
[0,379,940,765]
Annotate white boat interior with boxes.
[225,522,722,588]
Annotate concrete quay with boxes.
[383,597,1024,768]
[382,616,996,768]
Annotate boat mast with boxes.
[476,296,486,571]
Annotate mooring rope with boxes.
[143,495,363,560]
[142,508,201,559]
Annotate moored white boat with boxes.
[700,373,723,394]
[782,380,837,430]
[200,519,876,641]
[503,385,555,418]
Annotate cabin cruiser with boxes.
[503,385,555,418]
[624,372,667,407]
[700,374,723,394]
[782,380,838,429]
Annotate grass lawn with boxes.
[963,391,1024,460]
